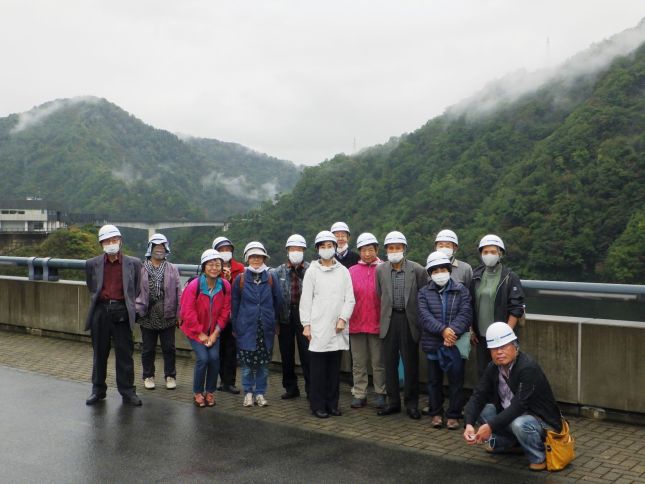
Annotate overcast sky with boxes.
[1,1,643,165]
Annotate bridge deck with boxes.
[1,330,644,482]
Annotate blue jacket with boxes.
[231,269,283,352]
[417,278,473,353]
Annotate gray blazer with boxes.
[376,258,428,342]
[85,254,142,330]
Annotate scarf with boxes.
[145,259,166,300]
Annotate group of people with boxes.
[83,222,565,471]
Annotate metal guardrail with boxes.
[1,255,644,298]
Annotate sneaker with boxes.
[431,415,443,428]
[165,377,177,390]
[205,392,216,407]
[374,394,387,409]
[243,392,254,407]
[144,377,155,390]
[255,394,268,407]
[351,397,367,408]
[529,462,546,472]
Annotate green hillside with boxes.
[0,98,300,220]
[221,41,645,283]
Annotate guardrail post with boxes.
[27,257,43,281]
[42,257,59,282]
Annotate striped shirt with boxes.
[390,268,406,310]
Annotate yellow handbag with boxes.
[545,418,576,471]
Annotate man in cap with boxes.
[85,225,143,406]
[271,234,311,399]
[433,229,472,288]
[375,231,427,419]
[463,322,563,472]
[331,221,360,269]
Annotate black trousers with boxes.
[218,321,237,386]
[383,310,419,410]
[476,337,492,378]
[427,356,465,419]
[278,306,310,395]
[309,350,342,413]
[90,302,135,397]
[140,325,176,379]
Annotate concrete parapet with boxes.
[0,276,643,415]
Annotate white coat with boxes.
[299,259,355,353]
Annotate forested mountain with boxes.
[0,98,300,220]
[220,25,645,283]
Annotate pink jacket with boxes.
[348,259,382,334]
[180,276,231,342]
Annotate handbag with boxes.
[455,331,471,360]
[545,418,575,471]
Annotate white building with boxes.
[0,199,66,233]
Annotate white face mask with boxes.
[482,254,500,267]
[387,252,404,264]
[437,247,454,259]
[103,243,120,255]
[318,248,336,260]
[219,252,233,262]
[431,272,450,286]
[288,251,304,265]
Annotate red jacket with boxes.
[180,276,231,342]
[348,259,382,334]
[225,258,245,285]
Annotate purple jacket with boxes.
[135,261,182,320]
[417,278,472,353]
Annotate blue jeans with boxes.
[189,338,220,394]
[479,403,548,464]
[241,364,269,395]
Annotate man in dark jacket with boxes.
[85,225,142,406]
[470,234,525,376]
[463,322,562,472]
[331,221,360,269]
[271,234,311,399]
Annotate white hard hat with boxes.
[425,251,452,271]
[356,232,379,249]
[383,231,407,247]
[479,234,505,252]
[145,233,170,257]
[315,230,337,247]
[330,221,350,235]
[98,224,122,242]
[243,241,269,262]
[200,249,223,266]
[212,236,234,251]
[435,229,459,246]
[486,322,518,349]
[285,234,307,249]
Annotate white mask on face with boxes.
[387,252,404,264]
[431,272,450,286]
[482,254,500,267]
[318,248,336,260]
[103,243,120,255]
[437,247,454,259]
[219,252,233,262]
[288,251,304,265]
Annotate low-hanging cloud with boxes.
[448,18,645,119]
[10,96,100,134]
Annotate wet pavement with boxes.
[2,331,645,482]
[1,365,541,483]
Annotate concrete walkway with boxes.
[1,330,644,483]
